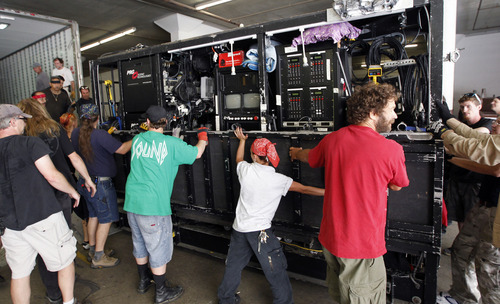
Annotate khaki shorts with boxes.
[322,245,386,304]
[2,211,76,279]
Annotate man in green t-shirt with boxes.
[124,105,208,304]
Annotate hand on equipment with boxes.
[289,147,302,161]
[234,127,247,141]
[197,126,209,142]
[435,98,454,122]
[428,121,450,138]
[172,126,182,139]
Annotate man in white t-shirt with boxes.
[217,128,324,304]
[52,57,75,99]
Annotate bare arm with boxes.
[388,183,402,191]
[35,155,80,207]
[289,181,325,196]
[195,140,208,159]
[449,157,500,177]
[289,147,311,163]
[234,127,248,164]
[115,139,133,155]
[67,152,97,196]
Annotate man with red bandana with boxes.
[290,83,409,304]
[217,127,324,304]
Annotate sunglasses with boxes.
[15,116,27,121]
[463,93,482,104]
[80,86,89,90]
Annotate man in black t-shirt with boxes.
[43,75,74,120]
[445,93,493,231]
[0,104,80,304]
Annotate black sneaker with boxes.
[45,292,63,304]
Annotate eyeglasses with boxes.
[463,93,482,105]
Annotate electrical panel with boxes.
[216,67,261,131]
[277,44,344,130]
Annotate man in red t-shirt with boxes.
[290,83,409,304]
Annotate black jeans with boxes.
[217,229,293,304]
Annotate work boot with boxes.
[137,269,154,294]
[87,249,115,262]
[91,254,120,269]
[155,283,183,304]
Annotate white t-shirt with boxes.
[233,161,293,233]
[52,67,74,89]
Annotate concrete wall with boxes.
[453,32,500,113]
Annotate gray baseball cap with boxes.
[0,104,32,120]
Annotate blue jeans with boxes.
[217,229,293,304]
[78,177,118,223]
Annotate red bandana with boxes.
[251,138,280,167]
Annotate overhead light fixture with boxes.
[405,44,418,48]
[0,23,10,30]
[1,15,15,20]
[80,27,136,51]
[195,0,232,10]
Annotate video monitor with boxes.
[243,93,260,109]
[225,94,241,109]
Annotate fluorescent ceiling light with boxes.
[0,15,15,20]
[195,0,232,10]
[405,44,418,48]
[0,23,10,30]
[80,27,136,51]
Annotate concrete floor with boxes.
[0,218,458,304]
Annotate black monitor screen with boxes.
[243,93,260,109]
[225,94,241,109]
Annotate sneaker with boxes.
[81,241,90,250]
[91,254,120,269]
[441,247,452,256]
[436,291,459,304]
[87,249,115,262]
[45,292,63,304]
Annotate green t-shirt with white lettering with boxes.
[124,131,198,216]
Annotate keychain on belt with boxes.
[258,230,269,253]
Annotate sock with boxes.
[94,250,104,261]
[89,245,96,255]
[137,263,149,279]
[63,298,75,304]
[153,273,166,287]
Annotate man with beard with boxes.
[444,93,492,236]
[289,82,409,304]
[43,76,73,120]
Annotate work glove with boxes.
[172,126,182,139]
[197,126,209,142]
[70,91,76,100]
[435,99,454,123]
[428,121,449,138]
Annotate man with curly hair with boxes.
[290,82,409,304]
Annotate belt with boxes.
[90,176,111,182]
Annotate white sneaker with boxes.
[436,291,459,304]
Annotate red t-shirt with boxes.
[309,125,409,259]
